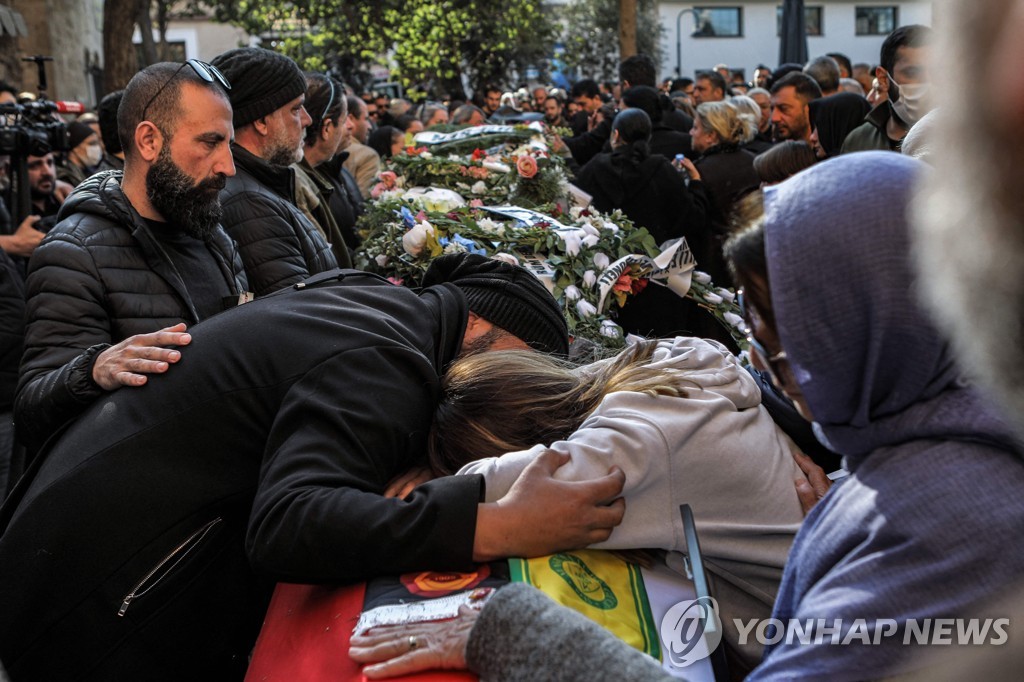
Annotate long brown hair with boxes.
[428,339,693,476]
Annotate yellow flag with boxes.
[509,549,661,659]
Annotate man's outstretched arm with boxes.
[472,449,626,562]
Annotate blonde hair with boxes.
[695,100,754,146]
[727,95,761,143]
[429,340,692,475]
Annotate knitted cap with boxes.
[67,121,95,150]
[423,253,569,356]
[210,47,307,128]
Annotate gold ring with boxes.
[409,635,419,651]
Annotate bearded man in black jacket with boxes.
[15,60,249,455]
[0,254,626,681]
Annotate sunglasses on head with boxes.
[142,59,231,123]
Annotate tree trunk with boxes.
[103,0,140,91]
[156,0,172,62]
[137,0,158,67]
[619,0,637,59]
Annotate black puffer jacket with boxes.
[0,249,24,412]
[15,171,248,449]
[221,144,338,295]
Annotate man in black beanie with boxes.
[0,254,622,679]
[211,46,338,295]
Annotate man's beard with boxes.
[145,146,226,241]
[265,128,304,166]
[30,183,54,201]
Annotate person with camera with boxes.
[14,60,249,460]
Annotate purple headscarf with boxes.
[762,152,1014,462]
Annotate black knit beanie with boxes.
[67,121,95,151]
[210,47,307,128]
[422,253,569,356]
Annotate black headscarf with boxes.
[808,93,871,158]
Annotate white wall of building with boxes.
[133,19,254,63]
[657,0,932,80]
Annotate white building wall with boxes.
[657,0,933,81]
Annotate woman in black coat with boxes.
[576,108,707,245]
[575,109,731,343]
[690,100,760,287]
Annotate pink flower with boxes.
[379,170,398,189]
[415,210,427,223]
[387,277,404,286]
[469,199,484,208]
[516,154,538,179]
[370,183,386,199]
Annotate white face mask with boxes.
[79,143,103,168]
[889,77,931,127]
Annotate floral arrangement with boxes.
[372,143,569,209]
[355,200,746,349]
[354,124,747,350]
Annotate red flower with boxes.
[471,148,487,161]
[516,154,539,179]
[632,277,648,295]
[613,274,633,293]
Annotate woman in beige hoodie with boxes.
[429,335,806,669]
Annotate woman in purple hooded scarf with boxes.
[728,151,1024,679]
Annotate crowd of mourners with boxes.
[1,5,1023,680]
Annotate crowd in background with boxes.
[1,10,1022,681]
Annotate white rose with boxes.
[593,252,611,270]
[576,300,598,318]
[482,160,511,173]
[582,234,599,248]
[716,288,736,303]
[703,292,723,305]
[562,231,582,257]
[477,218,499,232]
[583,269,597,287]
[579,223,600,237]
[564,285,582,301]
[600,320,623,338]
[569,206,584,220]
[471,181,488,195]
[402,222,434,257]
[421,151,433,159]
[693,271,712,284]
[492,252,520,266]
[375,254,389,267]
[724,312,746,330]
[602,220,619,233]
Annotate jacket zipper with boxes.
[118,517,223,617]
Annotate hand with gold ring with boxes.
[349,605,480,679]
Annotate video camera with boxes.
[0,98,84,157]
[1,55,85,226]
